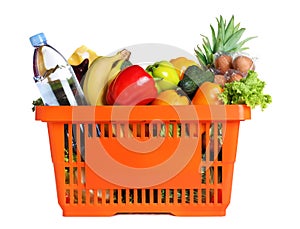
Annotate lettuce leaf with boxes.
[219,71,272,110]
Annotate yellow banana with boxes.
[83,49,131,105]
[107,59,132,86]
[107,59,124,84]
[98,58,132,105]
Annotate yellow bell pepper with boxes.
[170,57,199,80]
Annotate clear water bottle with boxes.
[30,32,87,105]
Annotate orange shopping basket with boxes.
[35,104,251,216]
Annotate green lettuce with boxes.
[219,70,272,110]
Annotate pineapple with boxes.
[195,15,257,68]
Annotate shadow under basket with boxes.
[35,105,251,216]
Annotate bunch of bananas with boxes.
[69,47,132,105]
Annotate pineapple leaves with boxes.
[201,35,214,65]
[224,16,235,43]
[195,15,257,66]
[216,16,225,51]
[223,28,245,52]
[195,45,208,67]
[235,36,258,51]
[234,23,241,33]
[210,25,217,52]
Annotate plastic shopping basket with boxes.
[35,104,251,216]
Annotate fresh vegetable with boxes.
[107,59,133,85]
[151,88,190,105]
[83,49,131,105]
[159,123,181,138]
[154,77,177,93]
[146,60,180,86]
[213,54,254,84]
[103,59,133,103]
[33,16,270,111]
[193,15,258,89]
[178,65,214,98]
[192,82,223,105]
[169,56,199,80]
[219,70,272,110]
[106,65,157,105]
[194,15,257,68]
[225,69,243,82]
[210,189,222,204]
[214,54,233,74]
[232,55,255,75]
[32,97,44,111]
[33,15,272,210]
[214,74,227,86]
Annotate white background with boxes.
[1,0,299,228]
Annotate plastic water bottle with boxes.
[30,32,87,106]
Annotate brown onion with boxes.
[214,55,233,74]
[232,55,255,75]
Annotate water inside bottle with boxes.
[37,64,86,105]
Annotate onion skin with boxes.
[215,55,233,74]
[233,56,255,75]
[214,74,227,86]
[225,69,244,82]
[228,73,243,82]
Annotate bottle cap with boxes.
[30,32,47,47]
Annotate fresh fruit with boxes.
[68,45,99,66]
[146,60,180,86]
[232,55,254,75]
[106,65,157,105]
[151,88,190,105]
[178,65,214,99]
[107,59,133,85]
[83,49,131,105]
[192,82,223,105]
[194,15,257,68]
[169,57,199,80]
